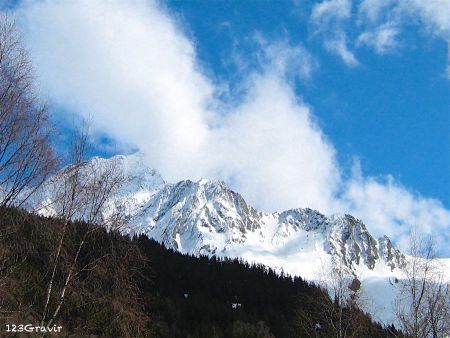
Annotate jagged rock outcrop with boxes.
[29,153,405,274]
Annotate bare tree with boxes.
[322,261,365,338]
[296,260,366,338]
[39,124,127,333]
[426,273,450,338]
[0,14,57,207]
[395,231,450,338]
[36,124,128,227]
[0,13,133,333]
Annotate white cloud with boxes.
[18,0,215,178]
[260,40,318,80]
[357,0,450,73]
[357,24,399,54]
[342,162,450,255]
[311,0,351,26]
[213,73,341,213]
[324,33,359,66]
[404,0,450,78]
[406,0,450,36]
[13,0,450,255]
[17,0,335,213]
[311,0,359,66]
[358,0,395,24]
[312,0,450,73]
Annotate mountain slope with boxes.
[0,206,398,337]
[111,155,405,276]
[28,153,448,325]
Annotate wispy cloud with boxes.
[400,0,450,78]
[343,161,450,254]
[311,0,450,76]
[310,0,359,66]
[324,32,359,66]
[12,0,450,255]
[357,23,399,54]
[258,38,318,81]
[311,0,352,25]
[357,0,395,24]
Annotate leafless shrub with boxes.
[395,231,450,338]
[0,13,57,207]
[296,260,366,338]
[39,124,128,333]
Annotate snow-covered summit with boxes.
[29,153,446,325]
[31,153,405,273]
[39,154,401,273]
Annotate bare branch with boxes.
[0,13,57,207]
[395,230,450,338]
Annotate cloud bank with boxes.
[311,0,450,76]
[14,0,450,255]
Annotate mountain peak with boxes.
[28,154,418,325]
[32,153,405,274]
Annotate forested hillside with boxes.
[0,207,403,337]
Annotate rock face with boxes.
[30,153,405,274]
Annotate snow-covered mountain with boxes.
[128,175,405,273]
[29,153,450,325]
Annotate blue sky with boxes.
[166,0,450,207]
[5,0,450,255]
